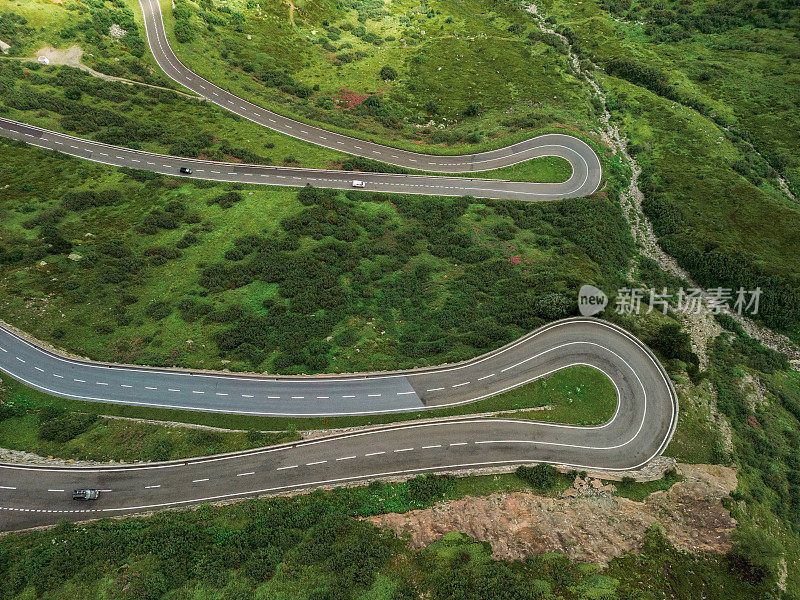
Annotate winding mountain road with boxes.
[0,319,678,530]
[0,1,603,201]
[0,1,676,531]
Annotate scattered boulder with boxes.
[109,24,127,39]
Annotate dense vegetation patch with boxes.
[0,473,765,599]
[0,141,631,373]
[536,0,800,341]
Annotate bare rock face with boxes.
[366,463,737,565]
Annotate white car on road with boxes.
[352,180,366,188]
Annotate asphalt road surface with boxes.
[0,118,600,201]
[0,0,603,200]
[0,318,678,530]
[0,4,674,531]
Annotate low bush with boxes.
[516,463,558,490]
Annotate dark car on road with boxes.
[179,167,193,174]
[73,489,100,500]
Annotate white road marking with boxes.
[237,472,255,476]
[336,456,356,461]
[144,485,161,489]
[364,451,385,457]
[276,465,297,470]
[47,489,65,492]
[422,445,442,449]
[306,460,327,466]
[393,448,414,453]
[192,478,209,483]
[450,442,468,446]
[426,387,444,392]
[452,381,470,388]
[0,486,17,490]
[477,373,495,381]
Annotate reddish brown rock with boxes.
[365,463,736,565]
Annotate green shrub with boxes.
[516,463,558,490]
[379,65,398,80]
[38,413,98,443]
[408,474,453,503]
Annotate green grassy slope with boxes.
[536,0,800,339]
[0,364,616,462]
[0,139,632,374]
[151,0,601,152]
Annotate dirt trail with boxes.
[367,463,737,564]
[3,45,201,100]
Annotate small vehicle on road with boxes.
[352,180,366,188]
[73,489,100,500]
[179,167,193,174]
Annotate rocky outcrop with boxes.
[366,463,736,565]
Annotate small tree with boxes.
[379,65,398,80]
[463,102,480,117]
[728,527,785,588]
[516,463,558,490]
